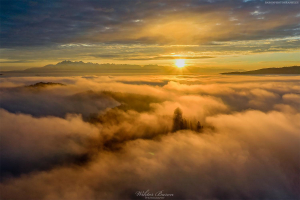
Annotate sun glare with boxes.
[175,59,185,68]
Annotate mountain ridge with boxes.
[221,66,300,75]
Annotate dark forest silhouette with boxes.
[172,107,203,133]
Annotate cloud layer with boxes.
[0,75,299,199]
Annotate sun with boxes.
[175,59,185,68]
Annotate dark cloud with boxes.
[1,0,299,48]
[89,54,215,60]
[122,56,215,60]
[0,60,32,63]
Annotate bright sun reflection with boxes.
[175,59,185,68]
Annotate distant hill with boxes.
[27,82,66,88]
[222,66,300,75]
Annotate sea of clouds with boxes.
[0,75,299,200]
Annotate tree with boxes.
[172,108,203,132]
[172,107,183,132]
[182,119,188,130]
[196,121,202,132]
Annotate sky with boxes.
[0,0,300,70]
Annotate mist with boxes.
[0,75,299,200]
